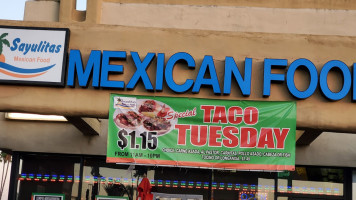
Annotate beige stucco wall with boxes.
[24,1,60,22]
[296,132,356,167]
[100,0,356,10]
[0,20,355,133]
[0,1,352,133]
[101,3,356,36]
[0,113,108,155]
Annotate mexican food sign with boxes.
[0,26,68,86]
[107,94,296,171]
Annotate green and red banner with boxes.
[107,94,296,171]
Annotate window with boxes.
[277,167,344,199]
[16,154,81,200]
[213,170,275,200]
[81,157,133,199]
[12,153,351,200]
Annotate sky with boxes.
[0,0,87,20]
[0,0,26,20]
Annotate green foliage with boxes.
[2,39,9,48]
[0,152,11,163]
[0,33,8,40]
[0,33,10,55]
[104,184,133,199]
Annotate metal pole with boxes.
[77,156,84,200]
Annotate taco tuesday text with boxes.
[174,105,290,149]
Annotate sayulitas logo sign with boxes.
[0,26,69,86]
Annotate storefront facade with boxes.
[7,151,354,200]
[1,0,356,199]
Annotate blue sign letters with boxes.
[66,50,355,101]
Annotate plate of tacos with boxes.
[113,99,177,136]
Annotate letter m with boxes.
[67,50,101,87]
